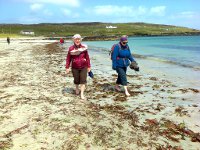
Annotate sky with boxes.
[0,0,200,29]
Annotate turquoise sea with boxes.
[85,36,200,70]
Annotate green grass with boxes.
[0,33,26,38]
[0,22,199,38]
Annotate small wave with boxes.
[137,55,200,71]
[151,44,200,52]
[132,54,147,59]
[88,44,200,71]
[89,46,109,52]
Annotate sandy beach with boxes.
[0,38,200,150]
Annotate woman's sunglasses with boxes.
[122,42,128,44]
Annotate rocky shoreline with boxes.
[44,33,200,41]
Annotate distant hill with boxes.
[1,22,200,40]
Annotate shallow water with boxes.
[85,36,200,69]
[84,36,200,90]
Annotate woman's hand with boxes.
[87,67,91,72]
[66,68,70,74]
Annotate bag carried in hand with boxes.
[130,61,139,71]
[88,71,94,78]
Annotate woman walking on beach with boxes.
[112,35,137,96]
[60,38,64,44]
[66,34,91,100]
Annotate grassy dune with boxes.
[0,33,26,38]
[1,22,200,39]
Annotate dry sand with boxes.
[0,38,200,150]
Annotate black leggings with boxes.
[116,67,127,86]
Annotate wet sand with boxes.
[0,38,200,150]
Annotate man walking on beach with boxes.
[7,37,10,44]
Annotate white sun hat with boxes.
[72,34,82,39]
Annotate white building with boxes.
[106,26,117,29]
[20,30,35,35]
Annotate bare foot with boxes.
[81,95,86,100]
[75,89,80,95]
[125,92,130,96]
[115,85,121,91]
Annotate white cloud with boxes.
[94,5,134,16]
[62,9,71,16]
[20,0,80,7]
[138,6,147,15]
[83,5,168,24]
[18,16,42,24]
[72,13,80,18]
[61,9,80,18]
[43,9,53,16]
[179,11,197,18]
[92,5,166,17]
[30,3,43,11]
[170,11,199,19]
[93,5,147,17]
[150,6,166,16]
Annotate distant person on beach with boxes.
[65,34,91,100]
[112,35,138,96]
[60,38,64,44]
[7,37,10,44]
